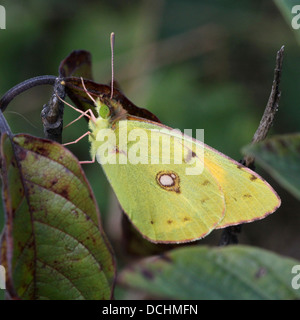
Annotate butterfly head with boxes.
[94,95,127,124]
[95,98,111,119]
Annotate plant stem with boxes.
[219,46,284,246]
[40,78,65,143]
[0,75,56,112]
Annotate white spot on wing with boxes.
[160,174,174,186]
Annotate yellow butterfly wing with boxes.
[202,145,281,228]
[130,119,281,229]
[90,117,280,243]
[91,118,225,243]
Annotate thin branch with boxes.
[244,45,284,167]
[0,75,65,142]
[0,76,56,112]
[0,109,13,138]
[219,46,284,246]
[40,78,65,143]
[218,225,241,247]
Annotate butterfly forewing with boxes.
[91,119,226,243]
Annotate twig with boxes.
[0,74,65,143]
[218,225,241,246]
[244,45,284,167]
[0,76,56,112]
[40,78,65,143]
[219,46,284,246]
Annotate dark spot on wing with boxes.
[156,171,180,193]
[243,194,252,198]
[184,150,197,163]
[201,197,209,204]
[114,146,127,156]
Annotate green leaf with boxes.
[118,245,300,300]
[0,133,115,300]
[242,133,300,200]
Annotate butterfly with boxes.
[61,34,280,244]
[62,82,280,244]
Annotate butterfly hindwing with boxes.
[128,119,281,230]
[202,146,281,228]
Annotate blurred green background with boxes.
[1,0,300,262]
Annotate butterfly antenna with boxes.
[110,32,115,99]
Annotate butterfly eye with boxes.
[99,104,111,119]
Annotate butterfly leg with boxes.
[64,109,94,129]
[55,91,97,123]
[79,154,96,165]
[63,130,95,164]
[63,131,91,146]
